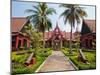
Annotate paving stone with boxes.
[37,51,75,72]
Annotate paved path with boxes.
[36,51,75,73]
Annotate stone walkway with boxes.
[36,51,75,73]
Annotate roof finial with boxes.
[56,19,60,28]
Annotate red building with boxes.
[44,20,96,49]
[44,23,75,50]
[80,20,96,49]
[12,17,31,51]
[12,17,95,50]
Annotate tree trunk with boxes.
[69,24,73,54]
[76,33,80,52]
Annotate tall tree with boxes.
[60,4,87,54]
[25,2,56,48]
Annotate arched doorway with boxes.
[52,35,62,51]
[53,40,61,51]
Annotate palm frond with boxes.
[25,2,56,33]
[59,4,87,28]
[60,9,70,18]
[32,5,40,11]
[46,8,56,15]
[59,4,78,8]
[25,9,38,14]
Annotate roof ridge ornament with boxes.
[56,19,60,28]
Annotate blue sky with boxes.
[12,1,96,32]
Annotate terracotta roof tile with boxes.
[44,31,52,39]
[44,31,75,40]
[11,17,28,32]
[12,18,95,41]
[84,20,96,32]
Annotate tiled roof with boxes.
[44,20,96,40]
[65,32,75,40]
[44,31,52,39]
[44,31,75,40]
[84,20,96,32]
[11,17,95,40]
[44,29,75,41]
[11,17,28,32]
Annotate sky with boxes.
[12,0,96,32]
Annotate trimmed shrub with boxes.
[62,48,96,70]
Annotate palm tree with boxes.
[60,4,87,54]
[25,2,56,48]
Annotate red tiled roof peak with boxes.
[84,19,96,32]
[12,17,28,32]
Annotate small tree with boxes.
[24,24,42,48]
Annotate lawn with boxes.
[62,47,96,70]
[12,48,52,74]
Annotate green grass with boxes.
[62,48,96,70]
[12,52,29,64]
[12,56,46,74]
[12,48,52,74]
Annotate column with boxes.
[27,40,30,48]
[15,36,19,50]
[88,39,92,49]
[21,39,24,48]
[83,39,86,48]
[87,39,90,48]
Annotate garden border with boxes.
[62,51,79,70]
[35,55,52,72]
[67,57,79,70]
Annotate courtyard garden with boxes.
[12,47,96,74]
[11,1,96,74]
[62,47,96,70]
[12,48,52,74]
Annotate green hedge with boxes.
[70,56,96,70]
[12,48,52,74]
[12,53,29,64]
[12,54,46,74]
[62,48,96,70]
[35,48,52,57]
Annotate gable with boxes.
[84,20,96,32]
[81,20,92,35]
[81,20,96,35]
[11,17,28,32]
